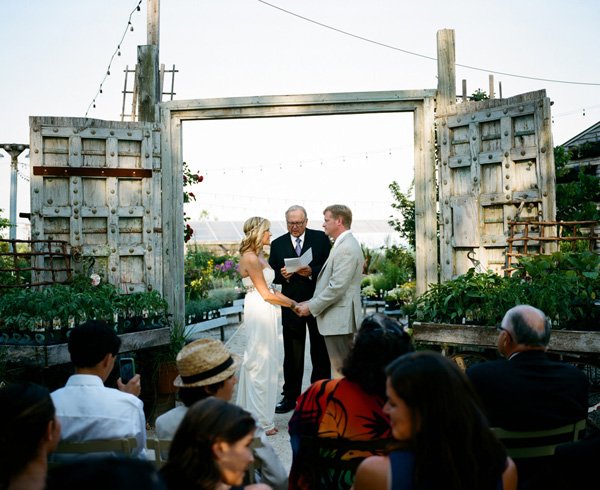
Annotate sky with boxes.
[1,0,599,237]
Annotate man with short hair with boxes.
[467,304,588,431]
[51,320,146,457]
[467,305,589,490]
[296,204,364,378]
[269,205,332,414]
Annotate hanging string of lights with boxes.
[201,145,408,176]
[84,0,143,118]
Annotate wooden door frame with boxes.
[160,90,438,324]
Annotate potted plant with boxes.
[384,281,416,310]
[156,321,189,395]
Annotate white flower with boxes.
[90,273,101,286]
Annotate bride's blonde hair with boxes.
[239,217,271,255]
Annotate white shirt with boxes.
[290,231,305,250]
[155,405,187,440]
[51,374,147,457]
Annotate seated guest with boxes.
[51,320,146,457]
[0,382,61,490]
[466,305,589,489]
[288,313,415,490]
[47,456,165,490]
[155,338,287,489]
[354,351,517,490]
[160,398,270,490]
[467,304,588,431]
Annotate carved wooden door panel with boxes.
[29,117,162,294]
[437,90,555,280]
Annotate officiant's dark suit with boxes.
[269,206,332,413]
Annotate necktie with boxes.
[295,237,302,256]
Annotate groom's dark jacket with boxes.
[269,228,331,317]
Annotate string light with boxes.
[85,0,143,117]
[200,145,407,175]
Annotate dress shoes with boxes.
[275,397,296,414]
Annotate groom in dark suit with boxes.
[269,205,332,413]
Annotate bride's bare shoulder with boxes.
[240,252,260,269]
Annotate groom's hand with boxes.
[295,302,311,317]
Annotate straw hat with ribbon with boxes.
[173,338,240,388]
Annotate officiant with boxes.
[269,205,332,414]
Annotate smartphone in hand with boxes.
[119,356,136,384]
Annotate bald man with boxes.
[467,305,589,490]
[467,305,588,431]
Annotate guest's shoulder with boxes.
[466,359,506,378]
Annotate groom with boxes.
[296,204,364,378]
[269,205,332,414]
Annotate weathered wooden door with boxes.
[437,90,555,280]
[29,117,163,294]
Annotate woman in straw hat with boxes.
[161,398,270,490]
[155,339,287,489]
[236,217,298,436]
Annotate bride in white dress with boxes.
[236,217,298,435]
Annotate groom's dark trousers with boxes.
[269,228,332,401]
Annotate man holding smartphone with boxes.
[51,320,146,457]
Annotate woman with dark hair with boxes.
[160,398,270,490]
[353,351,517,490]
[0,382,61,490]
[288,313,415,490]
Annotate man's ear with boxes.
[100,352,114,369]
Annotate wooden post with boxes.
[147,0,159,45]
[462,79,467,102]
[137,46,160,122]
[436,29,456,115]
[489,74,495,99]
[414,97,438,294]
[137,0,160,122]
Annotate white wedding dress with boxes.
[236,267,280,432]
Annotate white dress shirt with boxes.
[51,374,147,457]
[290,232,305,250]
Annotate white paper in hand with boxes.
[284,247,313,273]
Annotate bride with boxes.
[236,216,297,436]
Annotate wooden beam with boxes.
[147,0,160,46]
[414,96,438,294]
[137,45,160,122]
[436,29,456,116]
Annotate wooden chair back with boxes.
[491,419,586,458]
[146,437,171,469]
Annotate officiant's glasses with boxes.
[287,220,306,227]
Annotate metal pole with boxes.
[1,143,29,241]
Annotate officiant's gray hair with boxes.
[285,205,307,218]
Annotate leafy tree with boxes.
[388,181,416,249]
[555,145,600,222]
